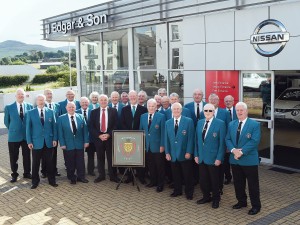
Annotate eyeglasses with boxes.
[204,110,214,112]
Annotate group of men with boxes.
[4,87,261,215]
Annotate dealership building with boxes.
[42,0,300,171]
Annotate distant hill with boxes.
[0,40,73,58]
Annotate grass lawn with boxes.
[0,82,63,93]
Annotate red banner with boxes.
[205,71,239,108]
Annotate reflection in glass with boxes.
[80,34,101,71]
[258,121,271,159]
[105,70,129,95]
[169,71,183,98]
[80,71,102,97]
[169,22,183,70]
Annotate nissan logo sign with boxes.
[250,19,290,57]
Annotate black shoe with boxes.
[170,192,182,197]
[186,196,193,200]
[10,177,17,183]
[156,186,163,192]
[196,197,212,204]
[146,183,156,188]
[23,174,32,179]
[248,208,260,215]
[212,201,219,209]
[88,172,96,176]
[55,172,61,177]
[232,203,247,209]
[110,177,120,183]
[50,183,58,187]
[70,180,76,185]
[94,177,105,183]
[41,174,47,178]
[224,179,231,185]
[77,178,89,183]
[31,184,38,189]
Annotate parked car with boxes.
[264,87,300,123]
[243,73,267,90]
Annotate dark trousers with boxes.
[96,140,116,179]
[41,146,58,175]
[32,146,55,185]
[64,149,85,181]
[8,141,31,178]
[86,143,96,174]
[165,159,173,182]
[199,163,220,201]
[231,164,261,209]
[146,151,165,187]
[223,152,232,181]
[171,160,194,197]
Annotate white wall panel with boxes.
[183,44,205,70]
[205,11,234,43]
[235,40,268,70]
[182,16,205,44]
[206,42,234,70]
[183,71,206,103]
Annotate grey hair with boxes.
[89,91,99,99]
[169,92,179,98]
[80,96,90,103]
[208,93,219,100]
[99,94,109,101]
[111,91,120,98]
[147,98,157,107]
[235,102,248,109]
[203,103,215,110]
[158,88,167,94]
[138,90,148,98]
[16,88,25,95]
[36,94,46,101]
[171,102,182,110]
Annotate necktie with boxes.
[49,103,52,109]
[228,109,232,121]
[236,121,243,145]
[202,120,209,142]
[101,108,106,132]
[148,114,152,130]
[19,104,24,120]
[83,110,87,122]
[196,103,200,120]
[40,108,44,126]
[71,115,77,135]
[175,119,178,135]
[132,105,136,117]
[114,104,117,109]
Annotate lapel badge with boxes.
[246,133,251,139]
[182,130,186,135]
[155,124,159,129]
[81,123,84,128]
[49,118,52,122]
[213,132,217,137]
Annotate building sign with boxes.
[250,19,290,57]
[205,71,239,108]
[47,13,108,34]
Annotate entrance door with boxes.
[241,71,274,164]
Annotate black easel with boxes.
[116,167,140,192]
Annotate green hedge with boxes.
[31,73,65,84]
[0,75,29,87]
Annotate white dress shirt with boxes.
[16,102,24,114]
[194,101,204,115]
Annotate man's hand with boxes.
[185,153,191,159]
[53,141,57,147]
[214,159,221,166]
[166,154,171,161]
[28,144,33,150]
[160,147,165,153]
[194,157,199,164]
[84,143,89,148]
[99,134,110,141]
[61,146,66,150]
[232,148,243,160]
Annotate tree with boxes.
[1,57,12,65]
[37,51,44,60]
[71,48,76,61]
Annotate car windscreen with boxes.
[278,89,300,101]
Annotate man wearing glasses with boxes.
[194,104,226,209]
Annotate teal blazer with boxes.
[139,112,165,153]
[165,107,192,121]
[184,101,207,126]
[57,113,89,150]
[165,116,195,162]
[58,99,81,116]
[45,102,60,119]
[226,118,261,166]
[26,108,57,149]
[4,102,33,142]
[195,118,226,165]
[88,103,100,110]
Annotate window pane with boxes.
[169,70,184,99]
[79,34,101,71]
[169,22,183,69]
[105,70,129,95]
[80,71,103,97]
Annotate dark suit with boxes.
[90,107,118,180]
[121,104,147,181]
[108,102,124,129]
[226,118,261,209]
[4,101,33,178]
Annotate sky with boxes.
[0,0,110,48]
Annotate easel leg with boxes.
[116,167,129,190]
[130,168,140,192]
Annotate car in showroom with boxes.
[264,87,300,123]
[243,73,267,90]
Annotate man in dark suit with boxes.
[26,94,58,189]
[184,89,207,126]
[165,103,195,200]
[223,95,238,185]
[4,88,32,182]
[58,90,81,115]
[57,102,89,184]
[194,103,226,208]
[90,94,119,183]
[226,102,261,215]
[121,90,147,184]
[121,92,129,106]
[42,88,60,178]
[139,99,166,192]
[76,97,96,176]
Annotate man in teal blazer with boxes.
[4,88,33,182]
[165,102,195,200]
[164,93,192,121]
[58,90,81,115]
[88,91,100,110]
[140,99,166,192]
[26,94,58,189]
[226,102,261,215]
[57,102,89,184]
[194,103,226,209]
